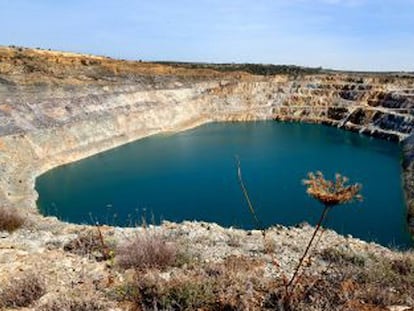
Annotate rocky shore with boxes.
[2,212,412,310]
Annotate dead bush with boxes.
[390,256,414,275]
[0,272,46,308]
[320,247,366,267]
[131,273,216,311]
[118,256,272,310]
[291,252,414,309]
[0,205,25,232]
[37,293,111,311]
[206,256,272,310]
[116,232,177,270]
[64,229,112,261]
[354,254,414,306]
[113,251,414,311]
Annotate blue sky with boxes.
[0,0,413,71]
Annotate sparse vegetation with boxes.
[116,231,177,270]
[116,255,272,311]
[0,205,25,232]
[265,251,414,310]
[37,292,111,311]
[109,249,414,310]
[0,272,46,308]
[320,246,366,267]
[129,272,217,310]
[156,62,323,76]
[234,165,369,309]
[63,228,113,261]
[355,254,414,306]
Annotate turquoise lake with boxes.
[36,122,412,248]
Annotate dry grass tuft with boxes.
[131,272,216,311]
[37,293,111,311]
[116,231,177,271]
[0,272,46,308]
[116,255,271,310]
[307,251,414,309]
[63,229,112,261]
[303,171,362,206]
[355,254,414,306]
[111,250,414,310]
[0,205,25,232]
[320,247,366,267]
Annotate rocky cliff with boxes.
[403,135,414,233]
[0,46,413,231]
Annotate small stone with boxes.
[387,306,413,311]
[0,231,10,238]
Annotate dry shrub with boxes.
[390,255,414,275]
[0,272,46,308]
[264,270,386,311]
[37,293,111,311]
[205,255,272,310]
[64,229,112,261]
[116,231,177,270]
[261,251,414,311]
[354,254,414,306]
[130,272,216,311]
[264,274,340,311]
[119,255,272,310]
[0,205,25,232]
[320,247,366,267]
[114,251,414,311]
[288,252,414,310]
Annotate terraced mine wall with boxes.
[0,47,413,234]
[403,136,414,233]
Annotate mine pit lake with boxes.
[36,122,412,248]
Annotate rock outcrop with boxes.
[0,46,413,232]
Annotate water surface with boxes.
[36,122,412,247]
